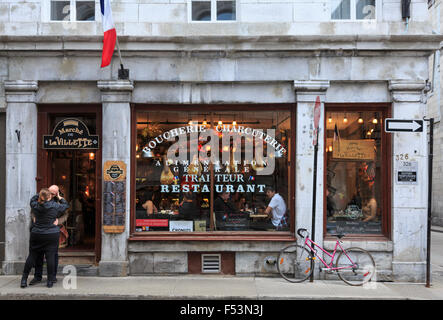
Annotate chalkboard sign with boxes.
[103,161,126,233]
[43,118,99,149]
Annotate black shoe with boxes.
[20,275,28,288]
[29,278,42,286]
[47,281,53,288]
[52,278,57,283]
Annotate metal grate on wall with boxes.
[201,254,221,273]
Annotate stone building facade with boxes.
[427,0,443,227]
[0,0,441,282]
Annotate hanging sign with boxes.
[103,161,126,233]
[332,139,375,160]
[43,118,99,149]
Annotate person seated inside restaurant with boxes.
[236,195,248,211]
[214,190,237,225]
[360,184,377,222]
[141,190,158,216]
[179,192,199,221]
[263,186,288,230]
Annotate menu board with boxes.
[103,161,126,233]
[332,139,375,160]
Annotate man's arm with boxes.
[53,198,70,213]
[30,194,40,209]
[265,197,277,218]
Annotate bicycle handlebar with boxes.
[297,228,308,238]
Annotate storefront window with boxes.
[325,110,385,235]
[134,109,292,233]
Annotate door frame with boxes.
[37,104,103,263]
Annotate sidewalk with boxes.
[2,227,442,300]
[1,274,443,300]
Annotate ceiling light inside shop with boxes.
[372,113,378,124]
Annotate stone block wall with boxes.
[0,0,434,37]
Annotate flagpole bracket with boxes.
[118,64,129,80]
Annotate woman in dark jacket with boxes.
[21,188,70,288]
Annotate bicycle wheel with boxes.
[277,245,314,283]
[336,247,375,286]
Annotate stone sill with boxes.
[0,34,442,52]
[323,239,393,252]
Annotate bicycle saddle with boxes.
[332,233,345,239]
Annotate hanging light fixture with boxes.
[343,113,348,123]
[372,112,378,124]
[358,113,364,124]
[328,115,332,123]
[232,120,237,126]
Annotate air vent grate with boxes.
[201,254,221,273]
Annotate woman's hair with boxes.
[38,188,52,204]
[360,183,374,201]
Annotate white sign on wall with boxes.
[396,161,418,185]
[169,221,194,232]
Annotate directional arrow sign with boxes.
[385,119,423,133]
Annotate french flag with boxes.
[100,0,116,68]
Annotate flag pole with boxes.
[115,37,129,80]
[115,36,123,67]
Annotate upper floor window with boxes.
[50,0,95,21]
[331,0,376,20]
[191,0,236,22]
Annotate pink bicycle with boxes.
[277,228,376,286]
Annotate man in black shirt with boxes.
[214,191,236,229]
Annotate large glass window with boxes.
[331,0,376,20]
[191,0,236,21]
[50,0,95,21]
[325,109,387,235]
[134,109,292,233]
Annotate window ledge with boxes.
[323,236,392,252]
[129,231,296,242]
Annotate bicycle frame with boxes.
[302,236,357,271]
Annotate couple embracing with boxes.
[21,185,70,288]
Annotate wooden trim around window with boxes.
[130,103,297,241]
[323,103,392,240]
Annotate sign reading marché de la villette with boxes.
[43,118,99,149]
